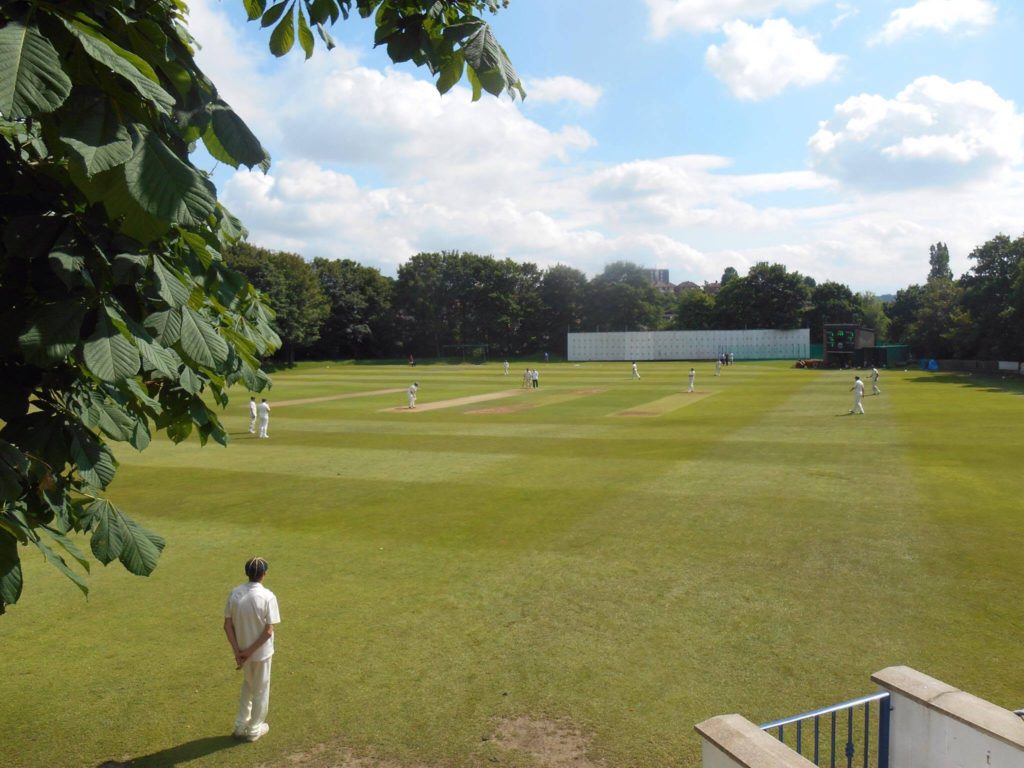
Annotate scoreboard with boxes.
[825,327,856,352]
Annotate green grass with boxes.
[3,361,1023,767]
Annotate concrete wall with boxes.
[872,666,1024,768]
[567,329,810,362]
[695,668,1024,768]
[695,714,816,768]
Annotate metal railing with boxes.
[760,691,891,768]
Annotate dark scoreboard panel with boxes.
[825,327,856,351]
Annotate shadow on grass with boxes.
[907,372,1024,396]
[99,735,243,767]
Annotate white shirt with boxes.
[854,380,865,397]
[257,402,270,419]
[225,582,280,662]
[871,368,879,381]
[249,400,257,416]
[408,384,417,396]
[689,371,695,381]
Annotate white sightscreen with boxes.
[567,329,810,361]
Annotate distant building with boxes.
[673,280,700,295]
[643,268,671,286]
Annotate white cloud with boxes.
[270,65,596,186]
[524,76,603,109]
[705,19,843,101]
[184,0,1024,294]
[644,0,827,36]
[809,76,1024,188]
[831,2,859,29]
[871,0,996,46]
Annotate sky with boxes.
[185,0,1024,293]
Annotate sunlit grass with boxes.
[2,361,1022,767]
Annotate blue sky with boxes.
[188,0,1024,293]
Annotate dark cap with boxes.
[245,557,269,581]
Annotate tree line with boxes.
[228,235,1024,362]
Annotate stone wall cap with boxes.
[695,714,817,768]
[872,666,1024,751]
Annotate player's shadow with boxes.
[99,735,242,767]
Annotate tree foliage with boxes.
[885,237,1024,359]
[243,0,523,100]
[309,257,395,359]
[804,281,860,342]
[536,264,587,357]
[0,0,522,613]
[226,243,329,365]
[856,292,890,341]
[905,278,966,359]
[0,0,280,613]
[886,283,924,347]
[715,262,809,329]
[674,289,715,330]
[394,251,542,357]
[583,262,663,331]
[928,242,953,281]
[959,235,1024,359]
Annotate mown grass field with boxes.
[3,360,1022,768]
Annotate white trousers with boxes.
[249,413,256,433]
[258,417,269,438]
[852,395,864,414]
[235,657,272,736]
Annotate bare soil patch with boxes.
[573,389,606,395]
[466,406,519,415]
[492,716,602,768]
[255,716,601,768]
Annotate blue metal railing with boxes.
[760,691,891,768]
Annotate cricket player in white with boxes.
[850,376,865,414]
[871,367,881,395]
[503,360,510,375]
[631,362,640,379]
[687,368,696,393]
[715,358,721,376]
[248,397,257,434]
[224,557,280,742]
[407,382,418,408]
[256,399,270,438]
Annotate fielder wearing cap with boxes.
[223,556,281,742]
